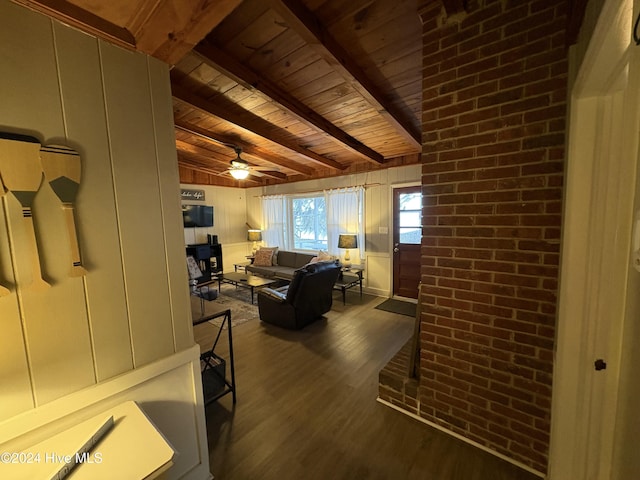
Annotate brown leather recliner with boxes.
[257,260,341,329]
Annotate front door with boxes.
[392,186,421,298]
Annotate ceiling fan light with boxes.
[229,150,250,180]
[230,167,249,180]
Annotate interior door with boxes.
[392,186,421,299]
[549,0,640,477]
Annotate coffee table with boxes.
[217,272,278,304]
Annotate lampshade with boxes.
[338,234,358,249]
[247,229,262,242]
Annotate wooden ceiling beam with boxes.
[175,139,230,166]
[134,0,242,65]
[176,150,226,171]
[238,146,313,177]
[172,84,347,171]
[177,158,223,176]
[269,0,421,151]
[174,121,315,176]
[193,42,385,165]
[16,0,242,66]
[258,170,288,180]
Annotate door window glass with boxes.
[398,193,421,244]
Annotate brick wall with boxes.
[417,0,566,473]
[379,339,420,414]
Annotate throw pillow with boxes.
[309,250,330,264]
[317,250,331,261]
[257,246,279,265]
[270,246,280,265]
[253,248,274,266]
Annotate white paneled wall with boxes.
[181,184,250,245]
[0,4,208,478]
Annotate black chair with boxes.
[257,260,341,329]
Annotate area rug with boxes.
[191,283,259,329]
[374,298,417,317]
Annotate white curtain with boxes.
[325,187,364,261]
[261,195,288,249]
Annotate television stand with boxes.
[186,243,223,283]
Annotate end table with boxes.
[334,268,364,305]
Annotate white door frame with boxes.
[549,0,638,478]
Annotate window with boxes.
[398,192,421,244]
[262,187,364,259]
[290,196,327,251]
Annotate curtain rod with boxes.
[254,183,381,197]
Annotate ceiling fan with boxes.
[224,146,285,181]
[228,146,250,180]
[174,124,284,181]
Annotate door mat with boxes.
[374,298,417,317]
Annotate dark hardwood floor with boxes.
[193,291,540,480]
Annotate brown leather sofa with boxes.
[257,260,341,329]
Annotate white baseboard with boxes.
[362,286,389,297]
[376,398,545,479]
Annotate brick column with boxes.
[417,0,567,473]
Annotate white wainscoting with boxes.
[0,345,211,480]
[364,252,392,297]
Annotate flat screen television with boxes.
[182,204,214,228]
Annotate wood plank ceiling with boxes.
[13,0,425,187]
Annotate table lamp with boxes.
[247,229,262,255]
[338,234,358,268]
